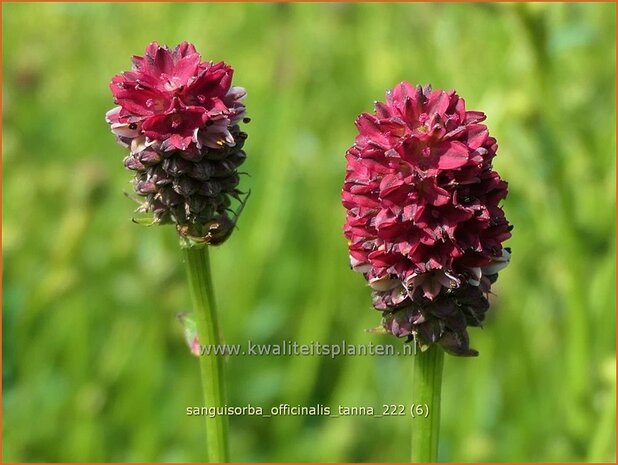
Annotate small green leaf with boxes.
[176,312,201,356]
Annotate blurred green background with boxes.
[2,2,616,463]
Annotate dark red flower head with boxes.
[106,42,249,244]
[342,83,512,356]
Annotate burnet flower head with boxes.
[342,83,512,356]
[106,42,249,244]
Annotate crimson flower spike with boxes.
[106,42,250,462]
[106,41,249,244]
[342,83,512,356]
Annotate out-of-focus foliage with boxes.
[2,2,615,462]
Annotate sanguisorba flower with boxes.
[342,83,512,356]
[106,42,249,244]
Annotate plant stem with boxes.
[182,244,229,463]
[411,344,444,463]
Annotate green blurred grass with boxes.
[2,2,615,462]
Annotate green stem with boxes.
[411,344,444,463]
[182,244,229,463]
